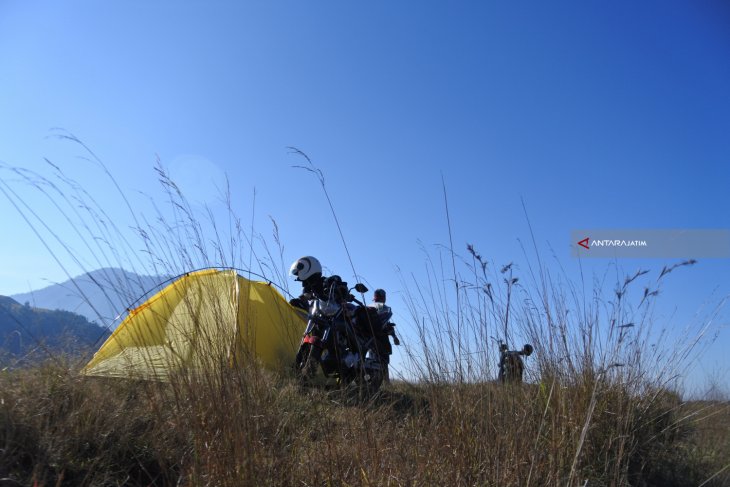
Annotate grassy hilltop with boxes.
[1,354,728,486]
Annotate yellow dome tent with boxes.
[82,269,306,380]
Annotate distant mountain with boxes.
[0,295,110,366]
[11,268,168,329]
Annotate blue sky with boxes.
[1,1,728,389]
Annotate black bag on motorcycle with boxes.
[352,306,391,361]
[352,306,385,338]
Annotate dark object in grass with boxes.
[498,342,533,384]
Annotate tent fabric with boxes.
[81,269,306,380]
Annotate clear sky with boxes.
[1,1,728,390]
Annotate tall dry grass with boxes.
[1,139,728,485]
[2,358,728,486]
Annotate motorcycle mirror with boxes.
[354,283,368,293]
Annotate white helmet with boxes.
[290,256,322,281]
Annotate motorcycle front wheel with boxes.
[295,343,319,384]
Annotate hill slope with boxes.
[0,295,109,365]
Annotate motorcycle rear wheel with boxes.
[353,367,383,400]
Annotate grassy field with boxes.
[0,355,728,486]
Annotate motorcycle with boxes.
[294,281,390,395]
[497,341,534,384]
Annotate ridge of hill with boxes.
[10,267,167,327]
